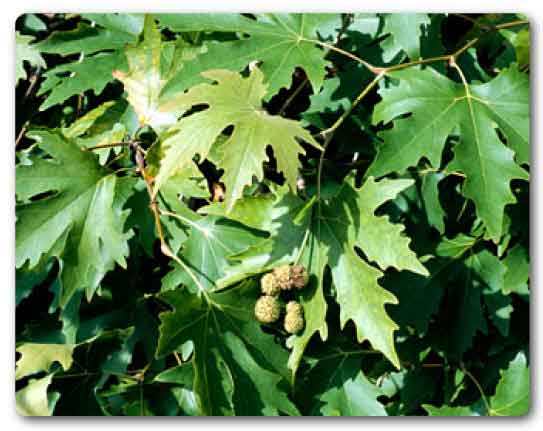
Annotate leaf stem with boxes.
[308,18,528,79]
[460,362,492,415]
[278,77,308,116]
[85,141,132,151]
[308,38,381,74]
[315,72,384,201]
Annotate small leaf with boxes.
[16,374,59,416]
[16,343,74,380]
[306,355,387,416]
[16,31,46,84]
[489,351,530,416]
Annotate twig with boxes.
[132,144,211,301]
[315,72,384,201]
[173,352,182,365]
[306,18,528,78]
[15,122,28,148]
[278,77,308,116]
[307,38,382,75]
[316,71,384,139]
[460,362,492,415]
[24,67,42,100]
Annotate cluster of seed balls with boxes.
[254,264,309,334]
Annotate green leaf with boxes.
[82,13,145,38]
[37,21,138,55]
[430,264,488,357]
[156,282,299,416]
[112,15,199,129]
[436,233,477,258]
[420,172,446,233]
[466,250,511,336]
[161,213,265,293]
[369,66,529,241]
[380,14,430,61]
[154,67,319,209]
[62,101,129,164]
[503,244,530,295]
[154,363,194,386]
[158,13,336,99]
[38,51,126,111]
[35,15,145,110]
[199,192,280,232]
[16,31,46,84]
[16,259,52,305]
[306,355,387,416]
[423,404,482,416]
[350,14,380,37]
[16,130,134,307]
[489,351,529,416]
[16,343,74,380]
[52,328,135,415]
[385,259,447,333]
[16,374,59,416]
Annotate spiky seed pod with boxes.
[284,301,304,334]
[286,300,303,315]
[260,273,280,296]
[290,264,309,289]
[273,264,293,291]
[254,295,281,324]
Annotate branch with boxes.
[132,144,212,302]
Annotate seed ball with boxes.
[273,264,293,290]
[254,295,281,324]
[260,273,280,296]
[290,264,309,289]
[286,300,303,315]
[284,301,305,334]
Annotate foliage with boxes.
[15,13,529,416]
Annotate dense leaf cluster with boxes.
[15,12,529,416]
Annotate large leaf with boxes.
[16,130,134,306]
[156,282,299,416]
[158,13,338,99]
[154,67,320,209]
[368,66,529,241]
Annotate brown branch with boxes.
[15,122,28,148]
